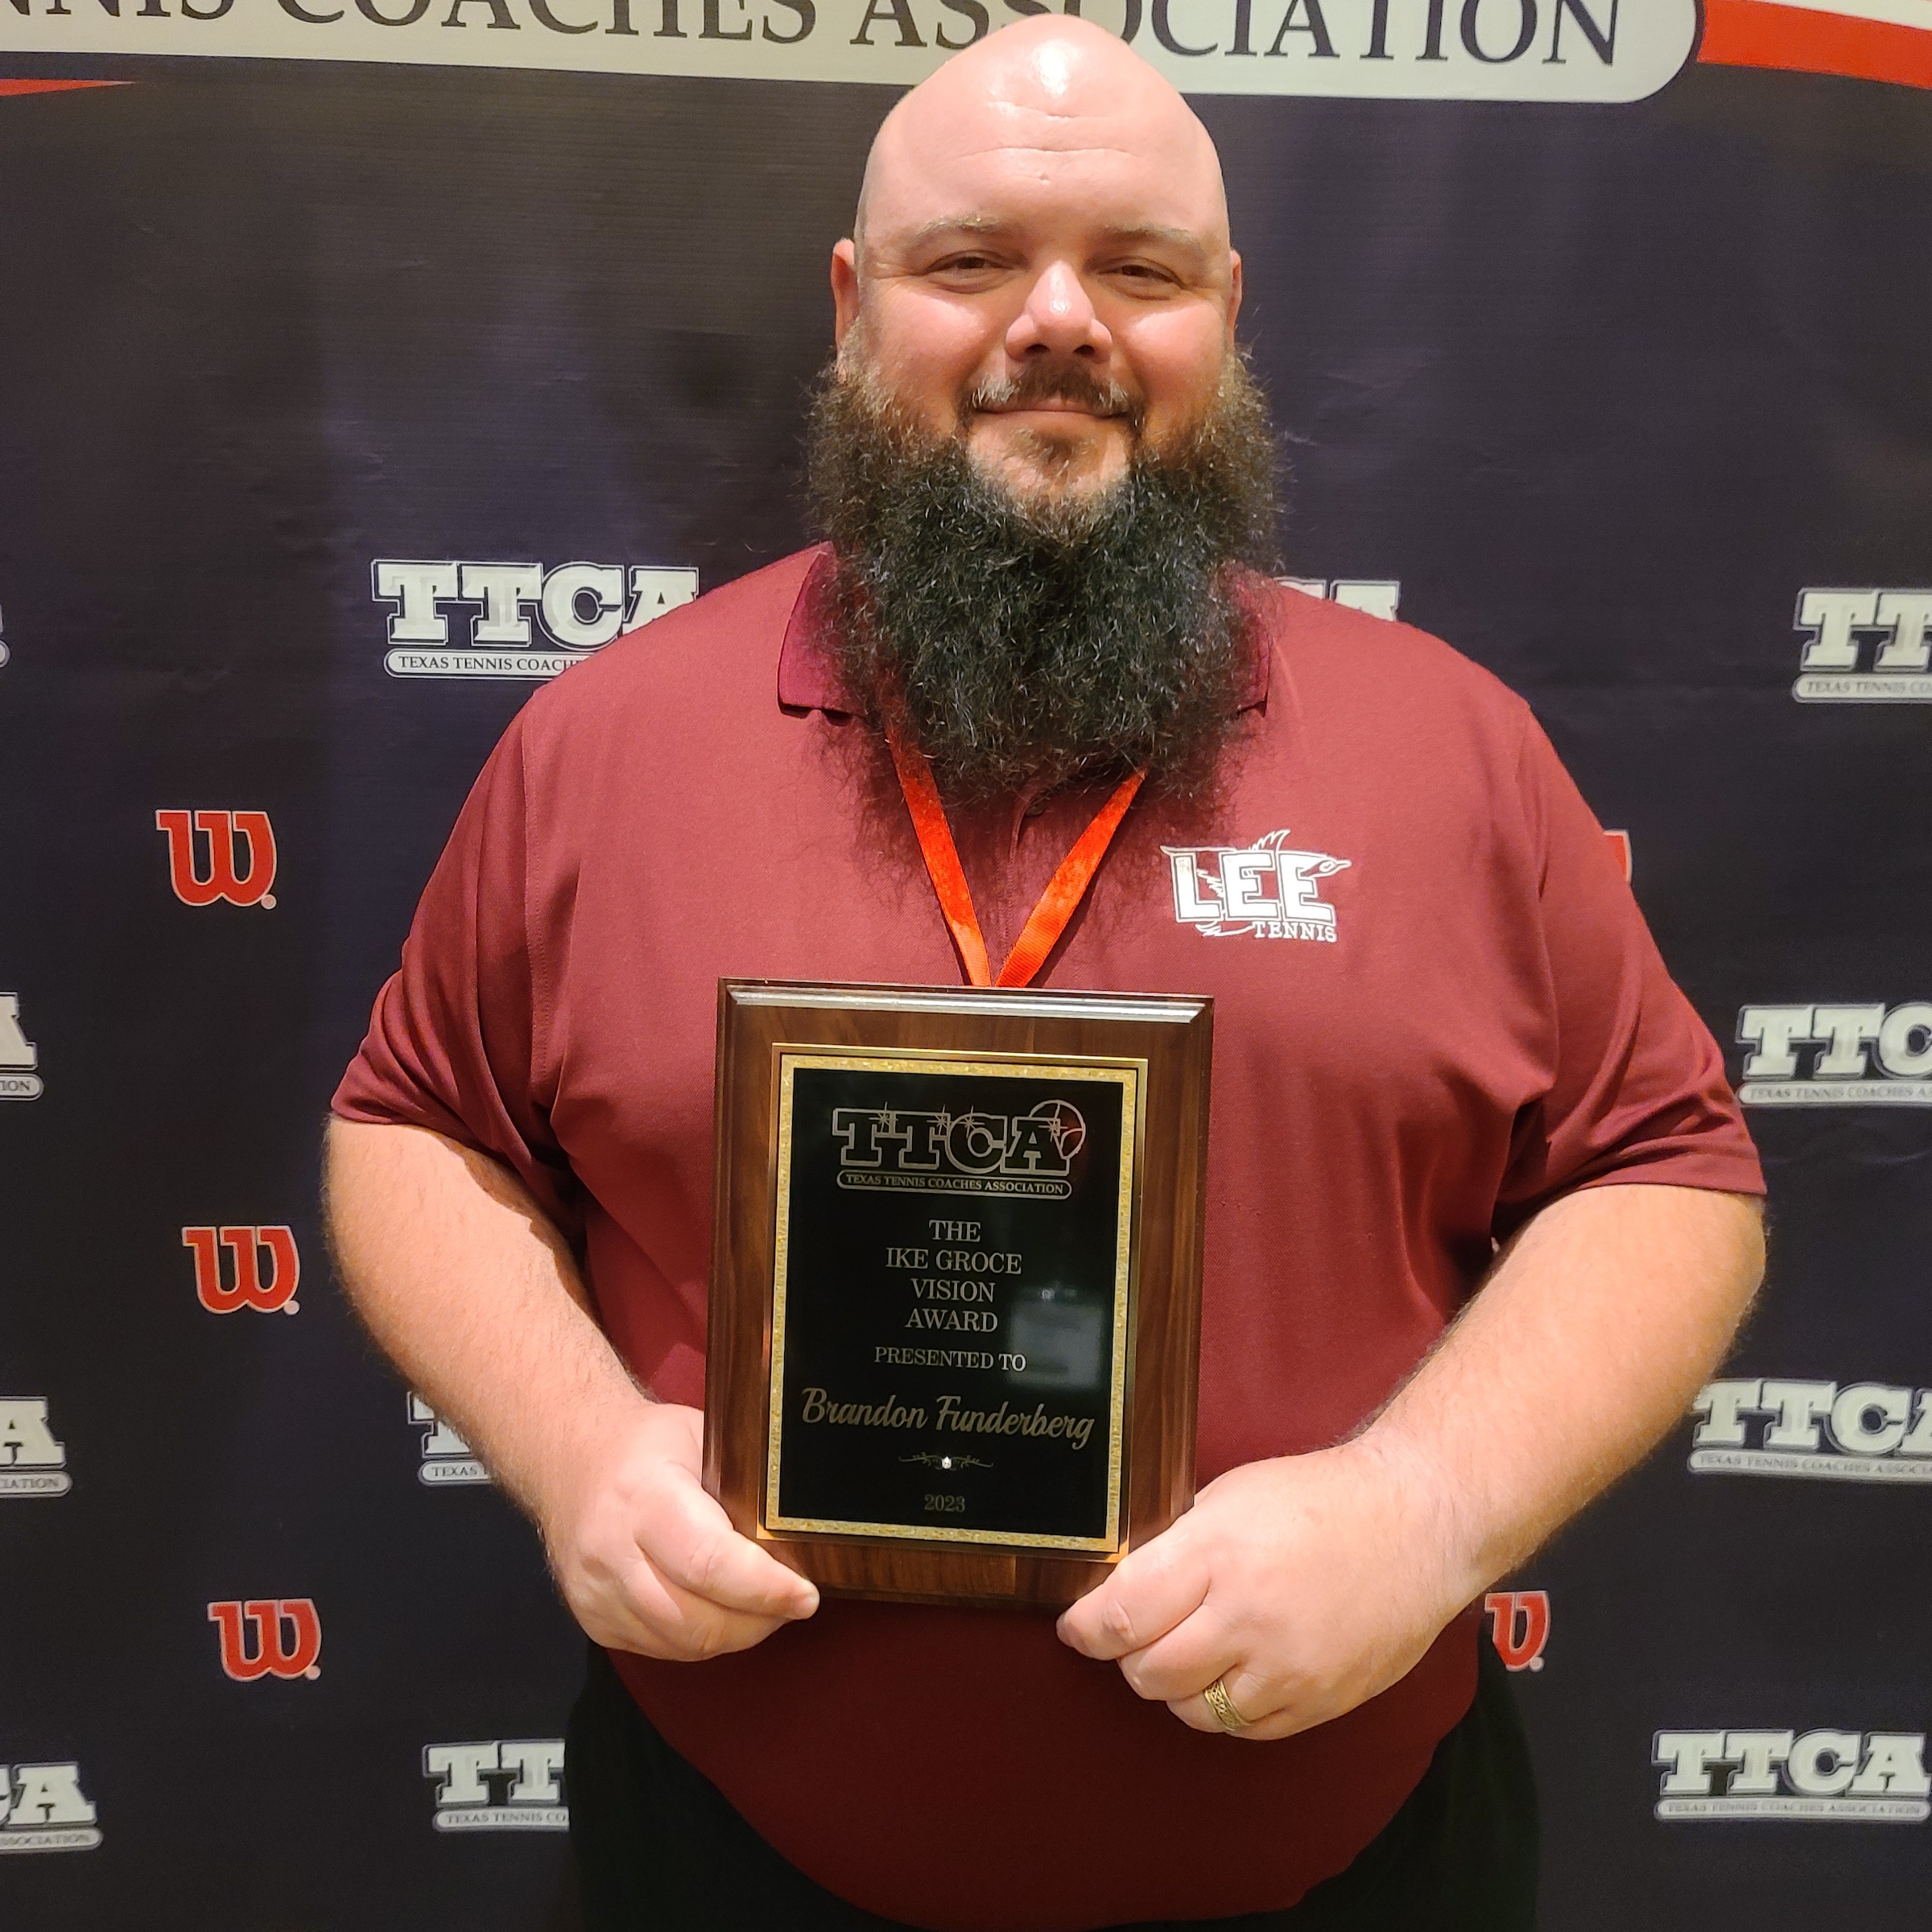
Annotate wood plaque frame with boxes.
[704,979,1212,1609]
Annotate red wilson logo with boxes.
[1484,1590,1550,1672]
[155,810,278,908]
[208,1600,322,1681]
[183,1228,299,1315]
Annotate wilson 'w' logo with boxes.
[208,1600,322,1681]
[183,1228,299,1315]
[155,810,278,908]
[1484,1590,1550,1671]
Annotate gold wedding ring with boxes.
[1203,1674,1250,1733]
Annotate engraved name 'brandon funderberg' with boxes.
[797,1388,1095,1452]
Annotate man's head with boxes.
[832,14,1241,503]
[809,19,1279,802]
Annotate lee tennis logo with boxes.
[1162,831,1351,942]
[1653,1729,1930,1820]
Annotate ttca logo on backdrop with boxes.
[1790,588,1932,703]
[1735,1003,1932,1106]
[0,993,41,1101]
[184,1226,300,1315]
[1653,1729,1930,1823]
[0,1399,70,1499]
[0,1762,101,1856]
[1689,1377,1932,1483]
[155,810,278,909]
[424,1740,568,1832]
[1280,576,1402,621]
[374,559,699,679]
[208,1600,323,1682]
[411,1394,488,1486]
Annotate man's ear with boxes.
[1225,250,1244,342]
[832,239,861,349]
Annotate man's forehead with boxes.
[864,132,1226,254]
[857,23,1229,253]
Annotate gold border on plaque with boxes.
[763,1048,1143,1554]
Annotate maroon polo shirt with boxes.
[336,547,1762,1930]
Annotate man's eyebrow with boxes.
[896,216,1018,250]
[891,217,1216,259]
[1094,223,1211,255]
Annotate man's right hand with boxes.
[536,1401,819,1660]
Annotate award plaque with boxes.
[704,980,1212,1608]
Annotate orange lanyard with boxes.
[887,733,1145,989]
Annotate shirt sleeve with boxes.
[331,713,582,1241]
[1491,712,1765,1237]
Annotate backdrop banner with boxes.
[1,6,1929,1925]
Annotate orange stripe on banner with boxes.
[1699,0,1932,90]
[0,80,130,97]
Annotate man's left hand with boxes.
[1055,1438,1475,1740]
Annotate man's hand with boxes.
[536,1400,819,1661]
[1059,1185,1765,1739]
[1057,1438,1467,1740]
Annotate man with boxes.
[328,18,1765,1930]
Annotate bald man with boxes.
[328,19,1764,1931]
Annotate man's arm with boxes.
[1058,1182,1764,1737]
[324,1117,818,1658]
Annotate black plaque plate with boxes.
[766,1051,1139,1553]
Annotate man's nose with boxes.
[1005,260,1113,361]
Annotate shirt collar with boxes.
[777,543,1274,717]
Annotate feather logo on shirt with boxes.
[1161,831,1351,943]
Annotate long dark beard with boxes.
[804,355,1281,803]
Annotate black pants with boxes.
[567,1639,1538,1932]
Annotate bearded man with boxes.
[326,19,1765,1931]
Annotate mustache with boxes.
[962,364,1144,429]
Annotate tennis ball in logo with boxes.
[1027,1100,1086,1161]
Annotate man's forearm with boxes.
[1363,1181,1765,1600]
[324,1117,651,1519]
[324,1117,819,1654]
